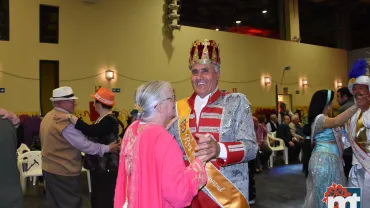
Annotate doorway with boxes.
[40,60,59,116]
[278,94,293,112]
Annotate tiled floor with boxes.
[23,164,306,208]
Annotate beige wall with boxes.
[0,0,348,113]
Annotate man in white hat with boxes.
[346,59,370,207]
[40,86,119,208]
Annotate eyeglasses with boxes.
[161,95,176,102]
[154,95,176,108]
[65,100,76,104]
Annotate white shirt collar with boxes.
[194,87,218,125]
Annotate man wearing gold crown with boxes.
[346,59,370,207]
[168,39,257,208]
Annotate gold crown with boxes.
[189,39,220,68]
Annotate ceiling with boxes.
[180,0,280,31]
[179,0,370,50]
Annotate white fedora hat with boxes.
[50,86,79,101]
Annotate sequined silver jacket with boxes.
[168,92,258,204]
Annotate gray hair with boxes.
[189,64,220,73]
[134,80,171,121]
[291,115,299,121]
[213,64,220,72]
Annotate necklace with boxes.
[95,111,112,124]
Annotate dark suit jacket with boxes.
[276,123,293,146]
[0,119,23,208]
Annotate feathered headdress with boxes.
[348,59,370,94]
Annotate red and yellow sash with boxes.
[177,98,249,208]
[347,112,370,175]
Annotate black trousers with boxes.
[343,147,353,179]
[256,144,272,169]
[90,170,118,208]
[43,170,82,208]
[288,141,302,162]
[302,139,312,178]
[248,160,256,201]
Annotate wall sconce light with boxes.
[302,79,308,87]
[264,77,271,85]
[337,81,343,88]
[105,70,114,81]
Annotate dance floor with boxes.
[24,164,306,208]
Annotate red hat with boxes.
[91,87,116,106]
[189,39,220,68]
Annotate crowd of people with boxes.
[1,39,370,208]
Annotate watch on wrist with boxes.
[68,114,73,121]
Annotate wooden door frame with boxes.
[39,60,59,116]
[277,93,293,112]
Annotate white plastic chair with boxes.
[17,144,34,183]
[81,167,91,193]
[17,151,43,193]
[17,143,31,158]
[267,132,289,167]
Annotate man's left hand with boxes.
[194,133,220,163]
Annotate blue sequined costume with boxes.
[303,114,345,208]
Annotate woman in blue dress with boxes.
[302,90,358,208]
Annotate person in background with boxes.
[336,87,355,180]
[114,81,207,208]
[255,115,273,171]
[54,87,120,208]
[266,114,279,133]
[113,111,125,138]
[278,103,294,124]
[40,86,119,208]
[337,87,354,114]
[123,109,139,135]
[289,115,305,141]
[0,108,22,208]
[277,115,301,162]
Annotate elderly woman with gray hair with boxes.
[114,81,207,208]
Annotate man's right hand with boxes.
[289,141,295,147]
[108,141,120,152]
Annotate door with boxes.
[278,94,293,112]
[40,60,59,116]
